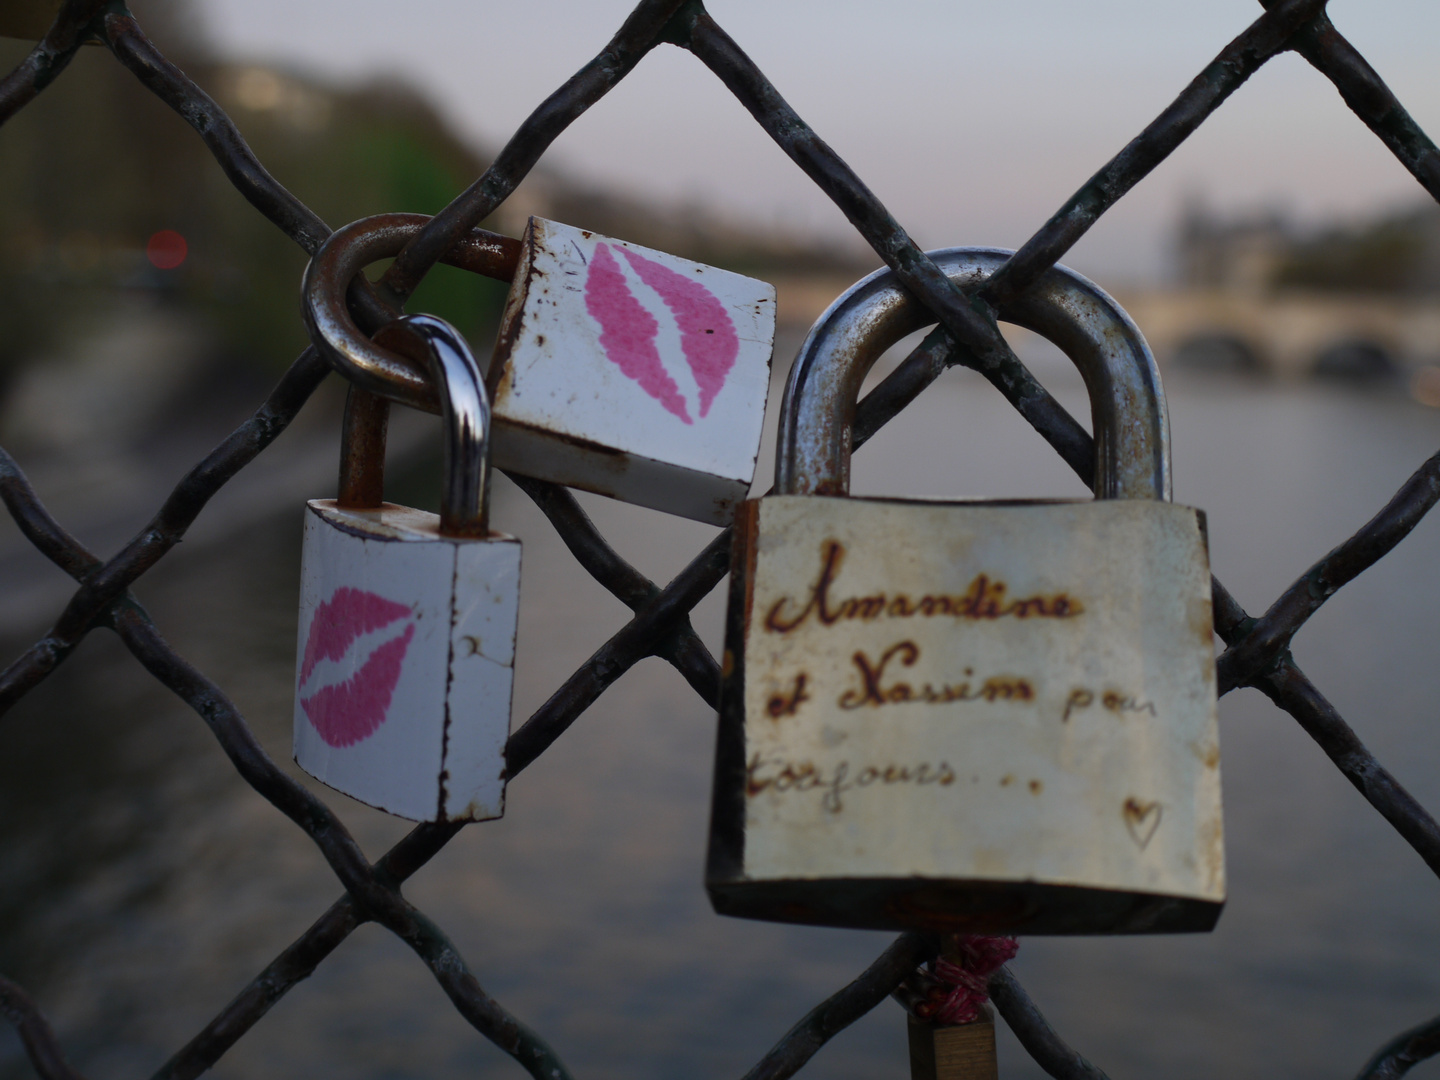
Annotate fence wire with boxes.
[0,0,1438,1077]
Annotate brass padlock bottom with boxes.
[909,1009,999,1080]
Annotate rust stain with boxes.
[487,218,542,399]
[492,357,516,408]
[1190,739,1221,769]
[336,387,388,509]
[1198,811,1225,892]
[1189,593,1216,646]
[738,501,760,632]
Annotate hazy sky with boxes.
[187,0,1440,283]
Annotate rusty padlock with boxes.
[305,214,777,526]
[293,313,520,823]
[706,249,1224,934]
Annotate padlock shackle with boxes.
[338,386,390,510]
[303,213,521,414]
[776,248,1170,501]
[374,314,494,537]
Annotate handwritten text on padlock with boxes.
[759,539,1157,729]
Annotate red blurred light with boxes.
[146,230,187,270]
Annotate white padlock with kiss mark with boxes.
[293,314,520,823]
[487,217,777,524]
[304,214,777,526]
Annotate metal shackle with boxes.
[777,248,1170,502]
[372,314,495,538]
[303,213,521,414]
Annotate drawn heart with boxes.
[1122,797,1163,849]
[584,242,739,423]
[299,587,415,748]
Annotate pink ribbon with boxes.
[904,935,1019,1026]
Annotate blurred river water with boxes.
[3,336,1440,1080]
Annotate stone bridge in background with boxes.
[1113,289,1440,377]
[774,277,1440,381]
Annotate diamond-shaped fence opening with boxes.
[2,1,1440,1078]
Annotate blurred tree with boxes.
[0,6,508,390]
[199,71,509,370]
[1272,206,1440,296]
[0,0,864,402]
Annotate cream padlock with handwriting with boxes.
[706,249,1224,935]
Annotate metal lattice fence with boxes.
[2,0,1439,1077]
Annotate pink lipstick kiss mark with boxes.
[299,587,415,748]
[619,247,739,417]
[300,587,413,684]
[301,625,415,748]
[584,243,692,424]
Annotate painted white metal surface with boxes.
[732,496,1223,904]
[489,217,776,525]
[294,500,520,822]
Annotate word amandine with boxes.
[746,753,955,813]
[764,540,1083,634]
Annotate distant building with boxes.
[1123,200,1440,379]
[1176,202,1292,292]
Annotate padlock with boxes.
[706,248,1224,934]
[304,214,778,526]
[907,1009,998,1080]
[488,216,777,524]
[293,313,520,823]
